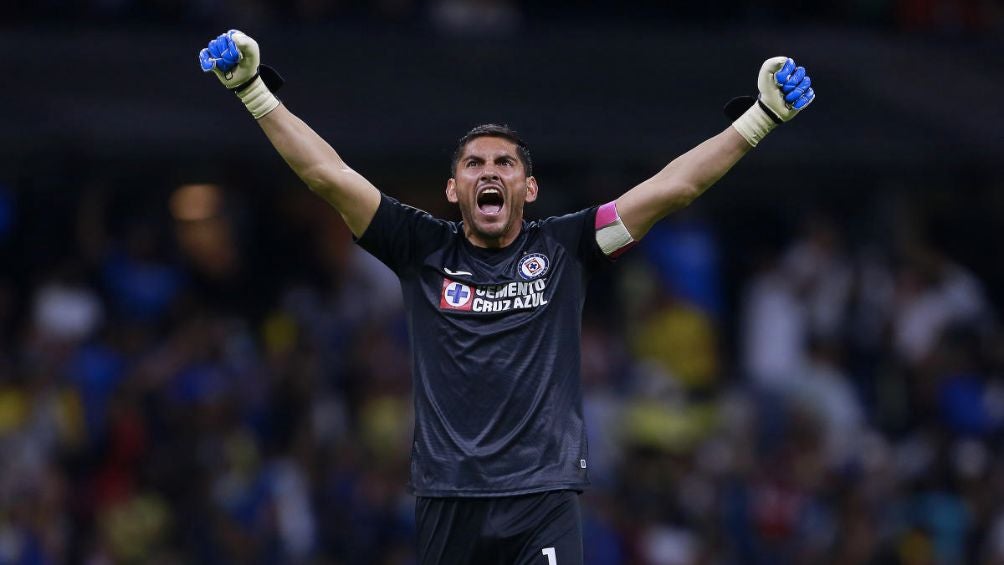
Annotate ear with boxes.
[445,178,458,203]
[524,176,539,203]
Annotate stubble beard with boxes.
[461,199,517,246]
[470,213,509,242]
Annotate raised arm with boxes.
[616,127,751,240]
[199,30,380,238]
[615,57,815,241]
[255,105,381,237]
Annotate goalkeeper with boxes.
[200,30,814,565]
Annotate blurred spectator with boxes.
[781,216,853,343]
[31,271,103,345]
[639,214,724,320]
[784,338,866,469]
[741,250,807,387]
[892,246,992,368]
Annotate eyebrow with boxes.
[464,153,516,163]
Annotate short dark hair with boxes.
[450,124,533,177]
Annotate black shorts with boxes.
[416,490,583,565]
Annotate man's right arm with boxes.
[199,30,380,238]
[256,104,381,238]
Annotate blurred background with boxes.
[3,1,1004,563]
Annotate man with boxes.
[199,30,814,564]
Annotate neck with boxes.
[464,223,522,249]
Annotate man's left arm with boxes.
[615,127,751,240]
[613,56,815,242]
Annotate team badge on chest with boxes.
[440,278,473,310]
[517,253,549,281]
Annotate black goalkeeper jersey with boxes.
[356,194,608,497]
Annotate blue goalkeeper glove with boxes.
[199,31,243,76]
[726,56,816,147]
[199,30,284,119]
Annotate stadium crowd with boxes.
[0,157,1001,564]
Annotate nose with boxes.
[480,169,500,182]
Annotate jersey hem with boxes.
[410,481,589,498]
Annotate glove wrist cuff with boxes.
[732,102,778,147]
[235,76,280,119]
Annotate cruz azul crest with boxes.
[517,253,549,281]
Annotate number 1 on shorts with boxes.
[542,547,556,564]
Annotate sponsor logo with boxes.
[518,253,549,281]
[440,278,473,310]
[439,277,550,313]
[444,267,474,277]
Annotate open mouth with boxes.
[476,185,505,216]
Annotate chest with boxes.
[414,234,579,317]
